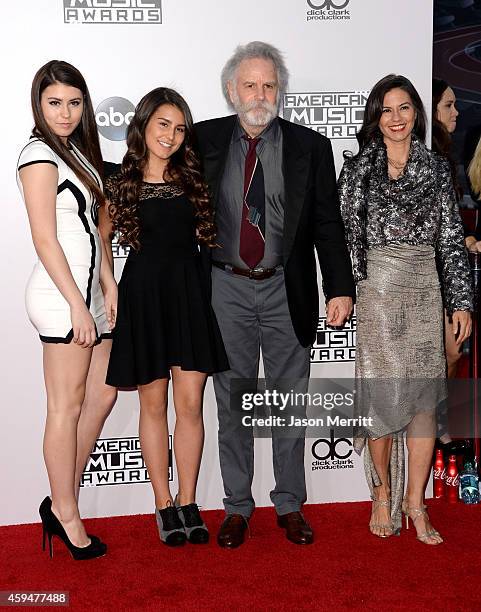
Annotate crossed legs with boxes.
[43,340,115,547]
[74,339,117,497]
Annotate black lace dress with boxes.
[105,175,229,387]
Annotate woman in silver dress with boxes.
[339,75,472,544]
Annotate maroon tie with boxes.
[240,137,265,269]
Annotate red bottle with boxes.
[445,454,460,503]
[433,449,445,499]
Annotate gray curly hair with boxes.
[221,41,289,109]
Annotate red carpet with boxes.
[1,501,480,611]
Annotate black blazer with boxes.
[194,115,355,348]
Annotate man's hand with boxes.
[326,296,353,327]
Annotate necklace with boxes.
[387,156,408,170]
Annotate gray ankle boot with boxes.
[155,505,186,546]
[175,500,209,544]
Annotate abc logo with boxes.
[312,430,353,460]
[95,97,135,141]
[307,0,350,9]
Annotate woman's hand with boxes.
[70,303,97,348]
[452,310,472,345]
[468,240,481,253]
[103,282,118,331]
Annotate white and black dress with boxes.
[16,137,110,343]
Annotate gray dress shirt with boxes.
[213,118,285,269]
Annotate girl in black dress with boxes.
[102,88,228,546]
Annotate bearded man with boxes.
[194,41,355,548]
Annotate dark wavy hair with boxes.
[109,87,215,250]
[432,77,461,200]
[31,60,103,205]
[354,74,427,153]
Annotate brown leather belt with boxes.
[212,261,280,280]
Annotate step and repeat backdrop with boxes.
[1,0,433,525]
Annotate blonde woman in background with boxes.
[467,135,481,250]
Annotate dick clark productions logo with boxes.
[311,430,354,471]
[308,0,349,7]
[306,0,351,21]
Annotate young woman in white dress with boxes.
[17,60,117,560]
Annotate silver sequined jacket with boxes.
[338,135,472,313]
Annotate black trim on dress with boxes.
[18,160,58,171]
[39,329,105,346]
[17,138,55,170]
[57,179,96,310]
[40,329,74,344]
[70,146,102,227]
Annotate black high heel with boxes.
[39,496,107,560]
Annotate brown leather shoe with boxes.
[217,514,249,549]
[277,511,314,544]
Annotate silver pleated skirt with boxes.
[354,244,446,532]
[357,244,444,377]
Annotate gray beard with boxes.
[239,105,277,127]
[232,95,278,128]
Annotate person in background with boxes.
[464,126,481,247]
[103,87,228,547]
[340,74,472,544]
[467,133,481,246]
[17,60,117,560]
[432,78,473,379]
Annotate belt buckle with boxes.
[250,267,266,279]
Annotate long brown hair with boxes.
[354,74,427,152]
[31,60,104,205]
[108,87,215,250]
[432,77,461,201]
